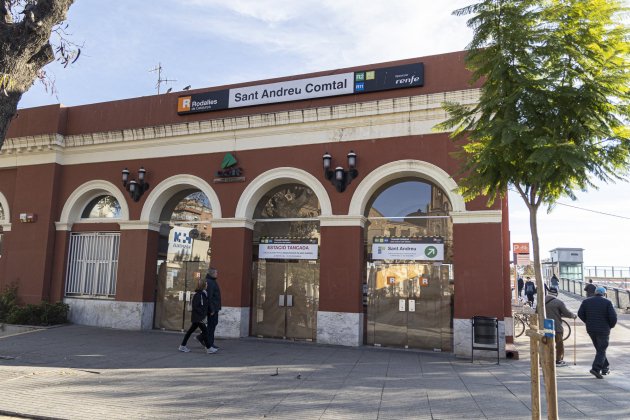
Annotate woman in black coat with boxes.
[178,278,212,353]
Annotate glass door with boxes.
[252,260,319,340]
[367,262,453,351]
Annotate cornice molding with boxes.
[0,89,481,167]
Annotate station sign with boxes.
[371,236,444,261]
[258,238,318,260]
[177,63,424,115]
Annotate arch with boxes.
[59,180,130,225]
[235,167,332,219]
[0,191,10,231]
[349,160,466,216]
[141,174,221,222]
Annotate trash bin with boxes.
[471,316,499,364]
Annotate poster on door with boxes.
[258,237,319,260]
[371,236,444,261]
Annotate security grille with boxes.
[65,232,120,298]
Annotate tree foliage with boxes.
[0,0,76,149]
[439,0,629,210]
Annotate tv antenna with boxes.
[149,63,177,94]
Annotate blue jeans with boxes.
[588,333,610,372]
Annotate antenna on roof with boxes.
[149,62,177,94]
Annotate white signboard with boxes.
[259,243,318,260]
[168,227,193,257]
[372,243,444,261]
[229,73,354,108]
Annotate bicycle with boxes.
[513,312,571,341]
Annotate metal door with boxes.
[154,261,206,331]
[367,262,453,351]
[252,260,319,340]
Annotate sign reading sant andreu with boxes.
[177,63,424,115]
[371,236,444,261]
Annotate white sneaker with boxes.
[178,345,190,353]
[207,347,218,354]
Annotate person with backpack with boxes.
[584,279,596,297]
[524,277,536,306]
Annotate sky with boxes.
[17,0,630,268]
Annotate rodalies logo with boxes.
[177,96,192,113]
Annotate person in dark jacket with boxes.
[179,278,214,354]
[578,286,617,379]
[584,279,596,297]
[204,267,222,352]
[544,287,576,367]
[524,277,536,306]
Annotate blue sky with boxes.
[18,0,630,267]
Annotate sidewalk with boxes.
[0,293,629,419]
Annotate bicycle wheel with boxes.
[562,319,571,341]
[514,316,526,338]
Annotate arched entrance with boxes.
[365,178,454,351]
[154,190,213,331]
[251,183,321,340]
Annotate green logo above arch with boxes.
[221,153,238,169]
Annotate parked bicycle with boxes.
[513,312,571,341]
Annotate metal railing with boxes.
[559,277,630,311]
[584,266,630,279]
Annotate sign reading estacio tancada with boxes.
[177,63,424,115]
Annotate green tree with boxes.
[437,0,629,416]
[0,0,76,149]
[439,0,628,317]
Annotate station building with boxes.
[0,51,512,357]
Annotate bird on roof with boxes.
[165,88,172,94]
[183,85,191,91]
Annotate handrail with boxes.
[559,277,630,311]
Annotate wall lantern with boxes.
[122,167,150,202]
[322,150,358,193]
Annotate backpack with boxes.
[525,282,535,294]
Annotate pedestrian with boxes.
[544,287,576,367]
[578,286,617,379]
[178,278,214,354]
[550,273,559,289]
[524,277,536,306]
[201,267,221,353]
[584,279,596,297]
[517,277,524,298]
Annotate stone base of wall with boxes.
[64,298,154,330]
[216,306,250,338]
[317,311,363,346]
[454,317,506,359]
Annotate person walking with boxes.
[584,279,596,297]
[544,287,576,367]
[204,267,222,353]
[524,277,536,306]
[517,277,524,298]
[550,273,559,289]
[578,286,617,379]
[178,278,214,354]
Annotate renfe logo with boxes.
[178,96,192,112]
